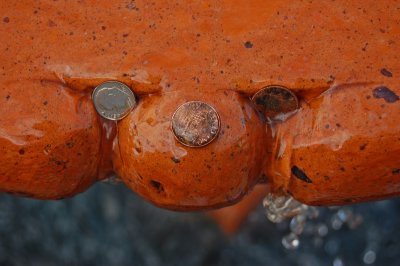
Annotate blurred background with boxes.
[0,182,399,266]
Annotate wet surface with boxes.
[0,0,399,208]
[0,183,399,266]
[171,101,220,147]
[114,90,267,210]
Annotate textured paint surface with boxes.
[114,90,266,210]
[0,1,399,209]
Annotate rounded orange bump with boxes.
[267,83,400,206]
[0,81,101,199]
[113,90,267,210]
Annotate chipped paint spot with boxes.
[291,166,312,183]
[373,86,399,103]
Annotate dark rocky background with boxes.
[0,182,399,266]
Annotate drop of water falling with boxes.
[317,223,329,237]
[266,212,281,223]
[263,193,305,223]
[363,250,376,265]
[333,257,345,266]
[290,214,306,235]
[337,208,351,222]
[282,232,300,250]
[263,193,364,252]
[331,214,344,230]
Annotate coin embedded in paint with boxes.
[92,81,136,121]
[251,85,299,118]
[171,101,221,147]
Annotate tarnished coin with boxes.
[172,101,221,148]
[92,81,136,121]
[251,85,299,118]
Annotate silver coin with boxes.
[92,81,136,121]
[171,101,221,148]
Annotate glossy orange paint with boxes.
[114,89,266,210]
[0,1,399,212]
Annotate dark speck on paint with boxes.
[291,165,312,183]
[171,157,181,164]
[150,180,164,193]
[244,41,253,48]
[373,86,399,103]
[380,68,393,77]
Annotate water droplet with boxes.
[337,208,351,222]
[333,257,345,266]
[263,193,306,223]
[363,250,376,264]
[266,212,282,223]
[317,223,329,237]
[331,214,343,230]
[282,232,300,250]
[290,214,306,235]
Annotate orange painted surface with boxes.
[208,185,270,235]
[0,1,399,211]
[114,89,266,210]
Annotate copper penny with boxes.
[251,85,299,118]
[92,81,136,121]
[171,101,220,147]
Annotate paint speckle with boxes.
[359,144,367,150]
[66,140,74,149]
[171,156,180,163]
[126,1,139,10]
[291,166,312,183]
[48,20,57,27]
[150,180,164,193]
[380,68,393,77]
[244,41,253,48]
[372,86,399,103]
[361,42,368,51]
[3,17,10,23]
